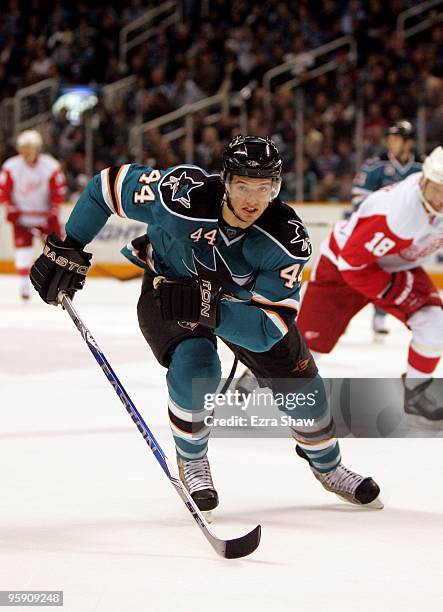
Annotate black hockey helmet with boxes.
[386,120,415,140]
[222,135,282,198]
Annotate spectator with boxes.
[1,1,442,204]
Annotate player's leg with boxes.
[375,269,443,421]
[137,273,221,510]
[224,323,382,507]
[12,224,34,300]
[402,305,443,421]
[297,255,370,355]
[166,337,221,511]
[373,306,389,339]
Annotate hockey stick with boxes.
[59,293,261,559]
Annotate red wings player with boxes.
[0,130,66,299]
[297,146,443,421]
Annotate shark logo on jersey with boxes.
[183,247,255,298]
[288,219,311,253]
[162,171,204,208]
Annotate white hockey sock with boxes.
[19,275,31,295]
[405,365,432,389]
[15,246,34,272]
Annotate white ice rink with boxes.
[1,275,442,612]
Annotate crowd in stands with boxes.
[1,0,442,201]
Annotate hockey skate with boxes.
[20,278,31,302]
[296,445,383,509]
[402,375,443,423]
[372,311,389,342]
[177,455,219,521]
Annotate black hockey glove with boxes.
[153,275,222,329]
[30,233,92,305]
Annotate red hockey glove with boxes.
[46,208,59,224]
[378,269,442,319]
[6,207,20,224]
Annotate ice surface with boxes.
[0,276,442,612]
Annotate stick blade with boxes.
[223,524,261,559]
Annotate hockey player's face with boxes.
[387,135,412,160]
[19,145,40,164]
[226,176,273,226]
[423,180,443,214]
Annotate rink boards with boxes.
[1,203,442,286]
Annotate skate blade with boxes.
[335,493,384,509]
[202,510,213,523]
[373,331,388,343]
[365,496,384,509]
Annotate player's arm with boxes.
[0,164,19,222]
[336,214,432,316]
[31,164,160,304]
[154,247,306,352]
[338,214,410,297]
[215,258,303,351]
[48,165,67,211]
[65,164,160,245]
[0,165,12,205]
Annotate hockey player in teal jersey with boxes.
[352,120,422,208]
[30,136,382,512]
[352,120,422,337]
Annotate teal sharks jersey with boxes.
[352,152,422,209]
[66,163,312,352]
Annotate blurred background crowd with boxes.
[0,0,442,201]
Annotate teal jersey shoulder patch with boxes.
[251,199,312,265]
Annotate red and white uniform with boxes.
[0,153,66,276]
[298,172,443,375]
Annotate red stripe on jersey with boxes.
[329,231,340,259]
[408,345,440,374]
[48,169,67,206]
[0,167,13,205]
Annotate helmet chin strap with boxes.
[420,179,443,218]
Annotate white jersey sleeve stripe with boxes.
[252,292,299,311]
[259,308,288,336]
[100,168,114,213]
[115,163,130,218]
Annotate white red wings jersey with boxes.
[0,153,66,227]
[320,172,443,298]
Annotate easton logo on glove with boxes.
[153,275,221,329]
[30,233,92,305]
[43,244,90,275]
[200,279,215,320]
